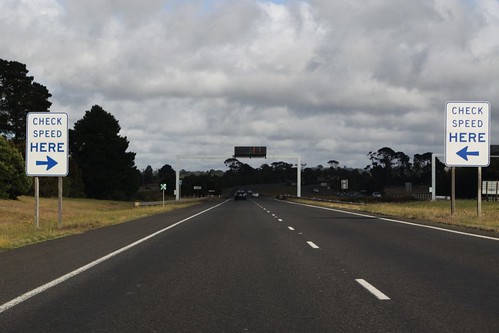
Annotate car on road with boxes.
[234,190,247,200]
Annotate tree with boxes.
[413,152,433,185]
[0,136,32,199]
[328,160,339,169]
[0,59,52,144]
[158,164,176,195]
[224,158,243,173]
[223,158,244,186]
[258,163,275,183]
[143,165,154,186]
[271,161,295,183]
[70,105,139,200]
[366,147,411,186]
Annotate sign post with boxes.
[26,112,69,228]
[445,102,490,216]
[160,184,166,206]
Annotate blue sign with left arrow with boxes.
[26,112,68,176]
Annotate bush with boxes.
[0,136,32,199]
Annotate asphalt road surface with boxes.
[1,198,498,332]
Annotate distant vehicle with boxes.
[252,192,259,198]
[234,190,247,200]
[372,191,382,198]
[313,188,319,193]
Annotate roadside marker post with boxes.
[160,184,167,206]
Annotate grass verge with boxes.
[0,196,202,251]
[288,198,499,233]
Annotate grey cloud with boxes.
[1,0,497,170]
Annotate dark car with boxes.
[234,190,247,200]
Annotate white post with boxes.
[58,177,63,229]
[477,167,482,216]
[297,156,301,197]
[175,156,180,201]
[431,153,436,201]
[34,177,39,229]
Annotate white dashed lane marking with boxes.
[307,241,320,249]
[256,201,391,302]
[356,279,390,301]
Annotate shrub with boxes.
[0,136,32,199]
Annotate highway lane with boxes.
[258,199,499,331]
[0,200,227,306]
[0,197,498,332]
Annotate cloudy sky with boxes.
[1,0,498,171]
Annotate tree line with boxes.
[2,58,497,200]
[142,147,498,199]
[1,59,139,200]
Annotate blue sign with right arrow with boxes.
[445,102,490,167]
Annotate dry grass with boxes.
[2,195,497,251]
[0,196,201,251]
[289,198,499,233]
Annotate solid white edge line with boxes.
[356,279,390,300]
[0,199,230,315]
[307,241,319,249]
[285,201,499,242]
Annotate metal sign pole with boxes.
[34,177,40,229]
[477,167,482,216]
[297,155,302,197]
[451,167,456,216]
[58,177,63,228]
